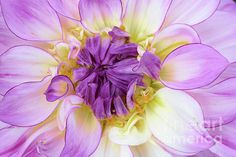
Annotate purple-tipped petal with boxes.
[0,0,62,41]
[60,107,102,157]
[163,0,220,26]
[114,96,129,116]
[48,0,80,20]
[122,0,171,41]
[79,0,122,33]
[45,75,74,102]
[152,24,200,60]
[188,78,236,126]
[0,46,58,95]
[126,81,136,110]
[138,52,161,79]
[0,77,58,126]
[194,11,236,62]
[160,44,229,89]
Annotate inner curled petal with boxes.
[74,27,161,119]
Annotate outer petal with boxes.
[122,0,172,42]
[48,0,80,20]
[0,46,58,95]
[152,24,200,60]
[79,0,122,33]
[146,88,214,155]
[163,0,220,26]
[91,127,133,157]
[0,0,62,41]
[0,77,58,126]
[0,7,26,54]
[160,44,229,89]
[131,139,172,157]
[218,0,236,13]
[60,107,102,157]
[188,78,236,126]
[194,11,236,62]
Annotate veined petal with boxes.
[91,127,133,157]
[160,44,229,89]
[188,78,236,126]
[109,113,151,146]
[210,143,236,157]
[0,76,58,126]
[194,11,236,62]
[163,0,220,26]
[122,0,172,42]
[131,139,172,157]
[60,107,102,157]
[0,0,62,41]
[146,88,214,155]
[152,24,200,60]
[0,46,58,95]
[79,0,122,33]
[48,0,80,20]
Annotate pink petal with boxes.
[0,76,58,126]
[194,11,236,62]
[210,142,236,157]
[160,44,229,89]
[0,0,62,41]
[60,107,102,157]
[188,78,236,126]
[79,0,122,33]
[163,0,220,26]
[122,0,171,41]
[218,0,236,13]
[0,46,58,95]
[152,24,200,60]
[0,126,28,155]
[48,0,80,20]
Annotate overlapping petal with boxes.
[163,0,220,26]
[48,0,80,20]
[194,11,236,62]
[188,78,236,126]
[146,88,214,155]
[0,46,58,95]
[79,0,122,33]
[0,0,62,41]
[160,44,228,89]
[152,24,200,60]
[122,0,171,42]
[60,107,102,157]
[0,77,58,126]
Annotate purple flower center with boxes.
[74,27,161,119]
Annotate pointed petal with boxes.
[60,107,102,157]
[188,78,236,126]
[48,0,80,20]
[0,76,58,126]
[146,88,214,155]
[194,11,236,62]
[163,0,220,26]
[131,139,172,157]
[0,0,62,41]
[160,44,229,89]
[79,0,122,33]
[123,0,172,41]
[152,24,200,60]
[0,46,58,95]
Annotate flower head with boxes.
[0,0,236,156]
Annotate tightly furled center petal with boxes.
[74,27,160,119]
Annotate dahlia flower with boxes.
[0,0,236,156]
